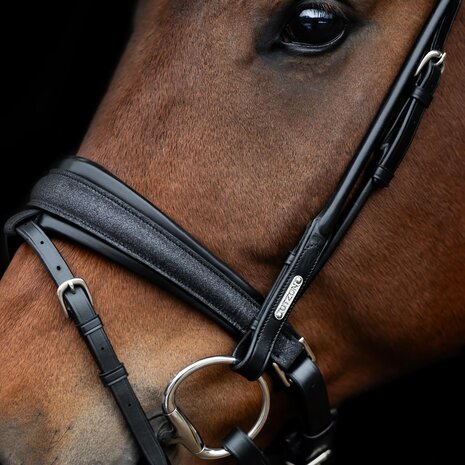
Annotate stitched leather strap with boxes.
[5,185,335,465]
[17,157,305,372]
[16,221,169,465]
[233,0,460,381]
[5,4,460,465]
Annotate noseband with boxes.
[4,1,461,464]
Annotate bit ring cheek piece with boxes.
[162,356,270,460]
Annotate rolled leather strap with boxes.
[232,0,458,382]
[222,427,269,465]
[16,221,169,465]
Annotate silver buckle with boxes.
[56,278,94,319]
[162,355,270,460]
[415,50,447,77]
[273,337,317,388]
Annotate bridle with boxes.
[4,0,461,464]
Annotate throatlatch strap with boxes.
[16,221,169,465]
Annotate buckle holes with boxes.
[56,266,61,271]
[40,241,45,245]
[100,347,105,351]
[128,403,132,407]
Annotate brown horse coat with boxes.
[0,1,464,463]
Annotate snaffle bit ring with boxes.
[162,355,270,460]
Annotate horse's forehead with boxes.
[133,0,436,68]
[137,0,434,20]
[133,0,437,84]
[133,0,436,63]
[98,0,442,183]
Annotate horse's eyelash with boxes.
[296,0,353,22]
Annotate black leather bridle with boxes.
[4,0,461,464]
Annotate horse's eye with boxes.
[281,4,348,53]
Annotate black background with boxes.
[1,1,464,464]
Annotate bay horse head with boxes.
[0,1,464,464]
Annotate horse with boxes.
[0,0,464,464]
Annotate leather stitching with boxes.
[30,171,301,365]
[32,197,245,330]
[53,170,259,309]
[251,229,324,368]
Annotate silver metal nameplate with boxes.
[274,275,303,320]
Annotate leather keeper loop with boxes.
[100,364,128,387]
[411,85,433,107]
[373,165,395,187]
[78,316,103,336]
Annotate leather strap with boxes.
[17,157,305,372]
[5,182,334,465]
[222,428,269,465]
[265,354,334,465]
[285,356,335,465]
[13,219,335,465]
[16,221,169,465]
[233,0,460,381]
[233,219,326,379]
[4,3,460,465]
[287,355,333,437]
